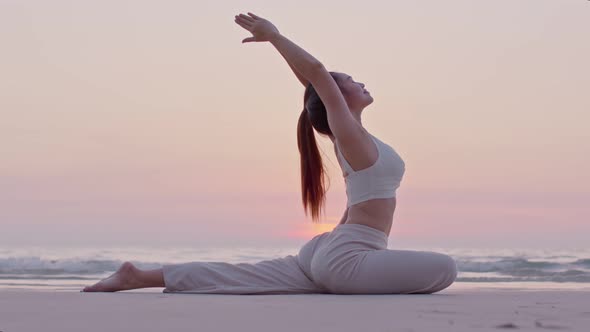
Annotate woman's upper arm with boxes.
[287,60,310,88]
[308,65,365,145]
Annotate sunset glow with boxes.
[1,0,588,249]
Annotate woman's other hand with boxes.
[234,12,280,43]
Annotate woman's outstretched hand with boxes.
[234,12,280,43]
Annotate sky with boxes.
[1,0,589,250]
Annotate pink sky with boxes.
[1,0,589,249]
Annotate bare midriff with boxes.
[344,197,396,237]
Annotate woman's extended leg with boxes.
[82,232,331,294]
[161,254,325,294]
[82,262,164,292]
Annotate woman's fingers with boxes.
[239,13,255,23]
[234,20,251,31]
[235,21,252,32]
[235,15,253,25]
[235,16,253,29]
[235,13,255,25]
[238,18,253,28]
[247,12,261,20]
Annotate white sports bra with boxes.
[335,134,406,208]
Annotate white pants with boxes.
[162,223,457,294]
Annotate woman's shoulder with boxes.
[332,129,379,172]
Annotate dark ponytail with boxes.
[297,74,340,223]
[297,109,327,222]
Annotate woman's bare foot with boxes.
[81,261,145,292]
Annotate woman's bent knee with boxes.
[311,248,459,294]
[422,253,458,293]
[444,254,459,287]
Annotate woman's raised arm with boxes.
[234,12,361,145]
[234,12,321,86]
[284,54,310,88]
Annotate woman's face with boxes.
[334,72,374,112]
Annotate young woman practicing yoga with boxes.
[81,12,457,294]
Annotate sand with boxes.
[2,284,590,331]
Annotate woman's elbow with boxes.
[306,62,327,82]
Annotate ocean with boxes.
[1,246,589,292]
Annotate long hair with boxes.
[296,72,341,223]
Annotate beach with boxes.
[2,284,590,331]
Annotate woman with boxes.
[81,12,457,294]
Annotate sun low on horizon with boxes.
[282,221,340,240]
